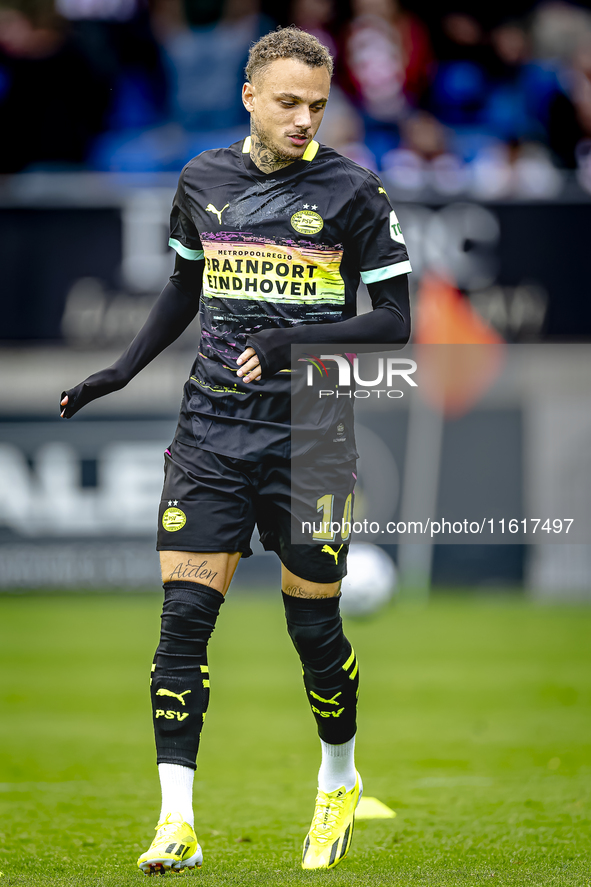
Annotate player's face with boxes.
[243,58,331,162]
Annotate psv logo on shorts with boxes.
[162,507,187,532]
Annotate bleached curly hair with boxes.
[246,26,333,83]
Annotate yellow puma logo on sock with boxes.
[321,544,343,565]
[310,690,342,706]
[206,203,229,225]
[156,688,191,706]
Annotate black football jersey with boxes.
[169,136,411,461]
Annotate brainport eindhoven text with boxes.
[307,355,418,398]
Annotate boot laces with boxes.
[155,816,184,841]
[309,792,346,843]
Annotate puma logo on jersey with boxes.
[378,187,387,195]
[310,690,342,706]
[156,688,191,706]
[206,203,229,225]
[321,544,343,564]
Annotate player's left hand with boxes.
[236,347,262,382]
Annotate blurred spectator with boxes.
[161,0,272,132]
[182,0,225,28]
[429,14,492,135]
[382,111,469,194]
[381,105,562,199]
[400,110,447,160]
[536,13,591,179]
[470,141,562,199]
[338,0,433,164]
[569,39,591,191]
[485,22,575,157]
[56,0,139,20]
[531,0,591,64]
[0,0,110,171]
[319,84,377,170]
[429,10,578,175]
[54,0,169,133]
[91,0,273,170]
[570,39,591,136]
[70,8,167,133]
[435,11,487,62]
[289,0,339,58]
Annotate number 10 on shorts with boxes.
[312,493,353,542]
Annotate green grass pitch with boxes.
[0,591,590,885]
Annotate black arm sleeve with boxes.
[245,274,411,378]
[60,255,203,418]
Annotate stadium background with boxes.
[0,2,590,884]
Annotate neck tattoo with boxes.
[249,129,295,174]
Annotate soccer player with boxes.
[60,26,411,873]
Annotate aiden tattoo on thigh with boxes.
[168,559,218,585]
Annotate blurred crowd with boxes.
[2,0,591,196]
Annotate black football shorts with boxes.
[156,439,356,583]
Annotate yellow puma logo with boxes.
[156,688,191,706]
[206,203,229,225]
[321,544,343,565]
[378,187,387,195]
[310,690,342,706]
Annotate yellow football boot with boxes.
[137,812,203,875]
[301,772,362,870]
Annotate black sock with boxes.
[282,592,359,744]
[151,581,224,769]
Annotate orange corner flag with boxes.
[413,273,505,416]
